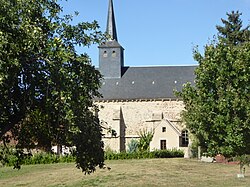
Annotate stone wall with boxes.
[95,99,190,157]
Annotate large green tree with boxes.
[178,11,250,158]
[0,0,106,173]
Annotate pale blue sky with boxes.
[60,0,250,67]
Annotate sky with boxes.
[60,0,250,67]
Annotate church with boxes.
[95,0,196,157]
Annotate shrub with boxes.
[104,149,184,160]
[0,146,30,168]
[127,139,139,153]
[1,147,184,167]
[0,149,76,167]
[235,155,250,175]
[137,129,154,152]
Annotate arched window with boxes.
[103,51,107,57]
[180,130,189,147]
[112,50,116,57]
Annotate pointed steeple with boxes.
[106,0,118,41]
[99,0,124,78]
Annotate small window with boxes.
[180,130,189,147]
[160,140,167,150]
[103,51,107,57]
[162,127,166,132]
[112,50,116,57]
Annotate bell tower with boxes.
[99,0,124,78]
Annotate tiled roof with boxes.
[97,65,196,100]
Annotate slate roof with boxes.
[96,1,196,101]
[97,65,196,100]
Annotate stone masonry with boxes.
[96,99,190,157]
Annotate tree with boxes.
[216,11,250,45]
[0,0,106,173]
[178,11,250,159]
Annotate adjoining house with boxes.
[95,0,196,157]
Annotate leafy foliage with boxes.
[0,0,107,173]
[104,149,184,160]
[235,155,250,175]
[178,11,250,158]
[216,11,250,45]
[127,139,139,153]
[1,148,184,166]
[137,129,154,152]
[0,148,75,167]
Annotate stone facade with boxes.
[94,0,194,158]
[96,99,190,157]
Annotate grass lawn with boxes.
[0,158,249,187]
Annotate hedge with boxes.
[105,149,184,160]
[1,149,184,167]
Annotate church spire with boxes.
[99,0,124,78]
[106,0,118,41]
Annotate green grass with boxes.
[0,158,249,187]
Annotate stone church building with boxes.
[95,0,196,157]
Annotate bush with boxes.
[0,149,76,167]
[0,146,30,167]
[104,149,184,160]
[137,129,154,152]
[1,147,184,167]
[22,153,76,165]
[127,139,138,153]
